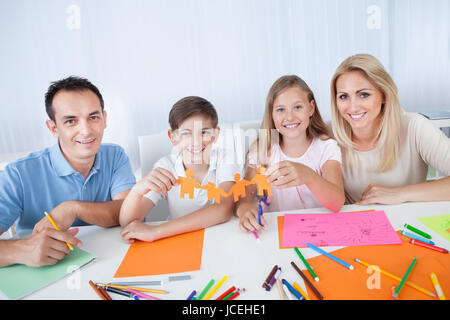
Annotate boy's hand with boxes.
[120,220,159,243]
[132,167,178,196]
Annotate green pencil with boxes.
[404,224,432,239]
[294,247,319,282]
[392,258,417,300]
[197,279,215,300]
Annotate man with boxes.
[0,76,136,267]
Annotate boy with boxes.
[120,96,240,242]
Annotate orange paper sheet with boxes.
[114,229,205,278]
[298,231,450,300]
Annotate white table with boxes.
[23,201,450,300]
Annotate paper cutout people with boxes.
[177,167,271,203]
[177,168,201,199]
[226,173,253,202]
[198,182,228,204]
[250,166,272,197]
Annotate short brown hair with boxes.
[168,96,218,131]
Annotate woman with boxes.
[330,54,450,205]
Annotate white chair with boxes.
[137,120,261,222]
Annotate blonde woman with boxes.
[330,54,450,205]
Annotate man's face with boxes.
[46,89,107,165]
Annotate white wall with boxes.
[0,0,448,170]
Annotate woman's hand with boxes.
[357,184,406,205]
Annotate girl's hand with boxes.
[120,220,160,243]
[236,197,271,232]
[265,161,313,188]
[357,184,406,205]
[132,167,178,196]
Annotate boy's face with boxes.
[168,114,219,166]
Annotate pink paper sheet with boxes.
[281,210,402,248]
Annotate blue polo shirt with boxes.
[0,143,136,233]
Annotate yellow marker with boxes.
[202,275,228,300]
[293,282,311,300]
[44,211,73,251]
[99,283,167,294]
[430,273,446,300]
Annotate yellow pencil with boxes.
[99,283,168,294]
[355,258,437,298]
[293,282,311,300]
[430,273,446,300]
[44,211,73,251]
[202,275,228,300]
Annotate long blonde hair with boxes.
[250,75,329,167]
[330,54,404,172]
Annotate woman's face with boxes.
[335,70,384,135]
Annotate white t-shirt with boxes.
[144,146,241,220]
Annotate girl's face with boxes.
[272,86,315,141]
[335,70,385,134]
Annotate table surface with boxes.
[13,201,450,300]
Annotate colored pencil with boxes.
[392,258,417,300]
[401,230,435,245]
[89,280,108,300]
[430,273,446,300]
[186,290,197,300]
[197,279,215,300]
[251,231,261,243]
[355,258,436,298]
[216,286,236,300]
[409,239,449,253]
[281,279,304,300]
[228,291,240,300]
[276,278,288,300]
[294,247,319,282]
[293,282,310,300]
[127,288,161,300]
[203,276,228,300]
[262,265,278,288]
[97,285,113,300]
[290,261,324,300]
[307,243,354,270]
[44,211,73,251]
[266,268,280,291]
[404,224,431,239]
[98,283,167,294]
[223,291,235,300]
[109,281,162,286]
[104,286,136,299]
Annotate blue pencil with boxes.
[401,230,435,245]
[307,243,354,270]
[281,279,305,300]
[186,290,196,300]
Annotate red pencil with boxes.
[216,286,236,300]
[410,239,449,253]
[228,291,240,300]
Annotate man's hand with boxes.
[17,228,82,267]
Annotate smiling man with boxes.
[0,76,136,267]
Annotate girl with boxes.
[235,75,345,232]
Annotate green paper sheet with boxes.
[417,214,450,242]
[0,247,95,299]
